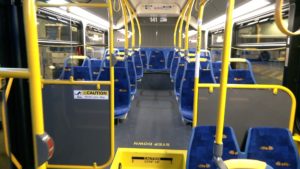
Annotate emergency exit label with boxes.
[73,90,109,100]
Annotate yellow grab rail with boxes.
[193,0,208,127]
[123,0,135,49]
[0,68,29,79]
[184,0,196,54]
[174,0,192,48]
[178,0,193,50]
[275,0,300,36]
[120,0,129,53]
[125,1,142,48]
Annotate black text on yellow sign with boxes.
[73,90,109,100]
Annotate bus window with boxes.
[37,9,83,80]
[85,25,105,59]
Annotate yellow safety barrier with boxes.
[193,84,297,132]
[275,0,300,36]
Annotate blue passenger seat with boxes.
[140,50,148,69]
[98,62,131,118]
[187,126,240,169]
[170,51,181,80]
[174,57,186,97]
[167,50,175,69]
[148,50,166,71]
[114,66,131,118]
[60,66,92,81]
[179,61,215,121]
[83,59,103,80]
[245,128,299,169]
[132,50,144,79]
[126,56,137,96]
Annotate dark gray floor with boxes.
[252,61,284,84]
[115,73,192,150]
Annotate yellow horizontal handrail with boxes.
[68,56,88,60]
[42,79,111,85]
[195,84,296,132]
[229,58,247,62]
[186,57,207,63]
[0,68,29,79]
[36,2,109,8]
[106,56,125,61]
[275,0,300,36]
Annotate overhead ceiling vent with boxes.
[136,3,180,17]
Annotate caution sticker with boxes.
[73,90,109,100]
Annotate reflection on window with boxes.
[39,46,79,79]
[37,15,81,42]
[85,25,105,59]
[211,33,224,46]
[237,19,288,44]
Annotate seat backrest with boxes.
[132,50,143,79]
[149,50,166,70]
[98,67,110,81]
[60,66,92,81]
[187,126,240,169]
[179,63,195,120]
[85,59,103,80]
[126,57,137,95]
[114,67,131,109]
[200,69,216,83]
[175,57,187,96]
[140,50,148,69]
[167,50,175,69]
[245,127,299,169]
[228,69,256,84]
[170,51,181,79]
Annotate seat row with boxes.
[59,52,143,119]
[140,48,190,71]
[168,50,257,122]
[187,126,299,169]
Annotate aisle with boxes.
[115,74,192,150]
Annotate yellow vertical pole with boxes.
[107,0,115,164]
[215,0,235,145]
[173,1,190,49]
[184,0,195,54]
[193,0,207,127]
[23,0,46,169]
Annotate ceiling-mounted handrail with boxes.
[173,0,192,49]
[275,0,300,36]
[120,0,129,55]
[123,0,136,50]
[178,0,194,51]
[125,1,142,48]
[184,0,196,56]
